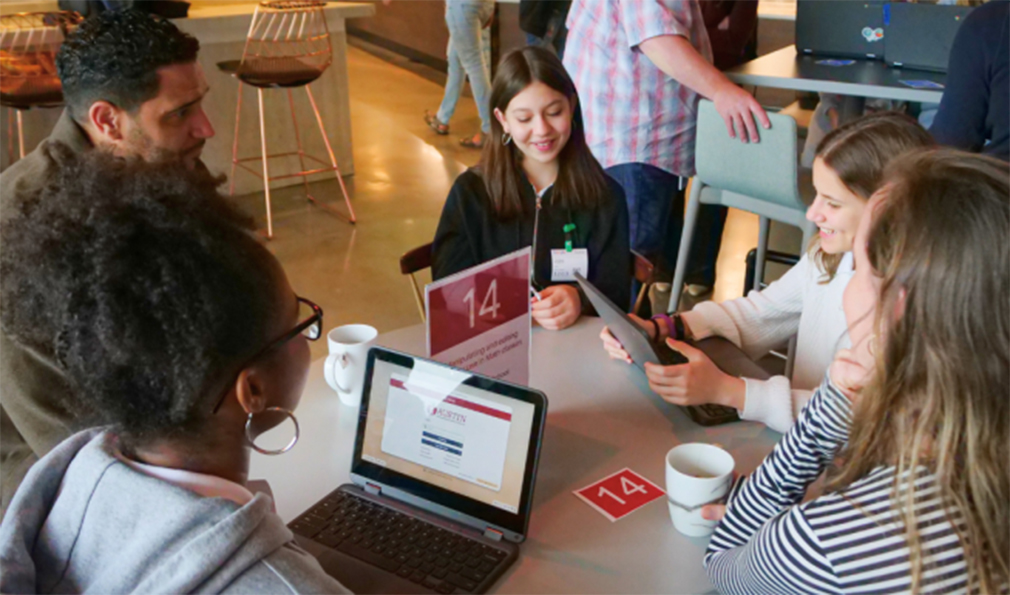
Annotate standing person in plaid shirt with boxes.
[563,0,769,298]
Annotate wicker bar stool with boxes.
[0,11,81,163]
[218,0,356,239]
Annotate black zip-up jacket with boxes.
[432,168,631,314]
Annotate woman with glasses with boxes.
[0,149,345,593]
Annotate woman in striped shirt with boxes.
[703,150,1009,594]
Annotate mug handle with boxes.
[325,353,353,394]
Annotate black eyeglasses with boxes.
[211,296,323,413]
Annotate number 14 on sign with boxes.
[462,279,500,329]
[574,468,665,522]
[598,476,649,505]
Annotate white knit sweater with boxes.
[680,253,853,433]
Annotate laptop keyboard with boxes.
[289,490,509,594]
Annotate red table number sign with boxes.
[426,248,532,384]
[573,468,666,522]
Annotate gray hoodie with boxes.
[0,429,350,594]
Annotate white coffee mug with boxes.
[665,443,735,537]
[323,324,378,407]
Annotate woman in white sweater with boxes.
[601,112,933,433]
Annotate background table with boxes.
[726,45,946,120]
[250,317,780,594]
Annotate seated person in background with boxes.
[0,8,215,514]
[930,0,1009,161]
[704,149,1009,593]
[432,46,630,331]
[0,150,347,594]
[601,112,934,433]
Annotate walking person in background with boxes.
[424,0,495,149]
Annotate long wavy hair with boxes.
[808,112,934,282]
[829,150,1009,592]
[480,46,609,220]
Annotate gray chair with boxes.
[668,99,816,313]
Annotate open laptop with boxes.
[288,347,548,594]
[884,2,973,73]
[575,273,771,426]
[796,0,886,60]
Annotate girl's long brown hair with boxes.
[808,112,934,281]
[829,150,1009,593]
[480,46,610,220]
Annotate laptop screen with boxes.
[351,347,547,540]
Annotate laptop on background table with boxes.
[884,2,974,73]
[289,347,548,594]
[575,273,770,427]
[796,0,887,60]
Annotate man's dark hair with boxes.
[56,9,199,123]
[0,147,278,446]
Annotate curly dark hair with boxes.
[0,146,280,445]
[56,9,200,122]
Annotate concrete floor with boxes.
[233,43,762,361]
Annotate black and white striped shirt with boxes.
[704,378,970,594]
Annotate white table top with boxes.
[726,45,946,104]
[250,317,780,594]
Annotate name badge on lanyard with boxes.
[551,248,589,282]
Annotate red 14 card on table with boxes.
[425,247,531,385]
[574,468,666,522]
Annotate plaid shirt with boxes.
[564,0,712,177]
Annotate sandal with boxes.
[459,132,486,149]
[424,110,449,135]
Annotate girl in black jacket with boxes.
[432,46,630,331]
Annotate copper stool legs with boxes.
[228,81,356,240]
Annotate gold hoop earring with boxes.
[502,132,512,146]
[245,407,300,455]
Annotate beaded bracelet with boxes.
[651,313,676,340]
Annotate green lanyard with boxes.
[563,223,576,252]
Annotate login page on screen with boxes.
[360,360,535,514]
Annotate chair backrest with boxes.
[694,99,803,212]
[0,11,81,108]
[400,242,433,275]
[400,242,433,321]
[240,1,333,73]
[630,250,654,316]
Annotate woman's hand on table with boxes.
[599,313,654,363]
[644,339,746,411]
[531,285,580,331]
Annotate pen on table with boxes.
[530,287,543,302]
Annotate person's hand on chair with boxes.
[531,285,580,330]
[713,82,770,143]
